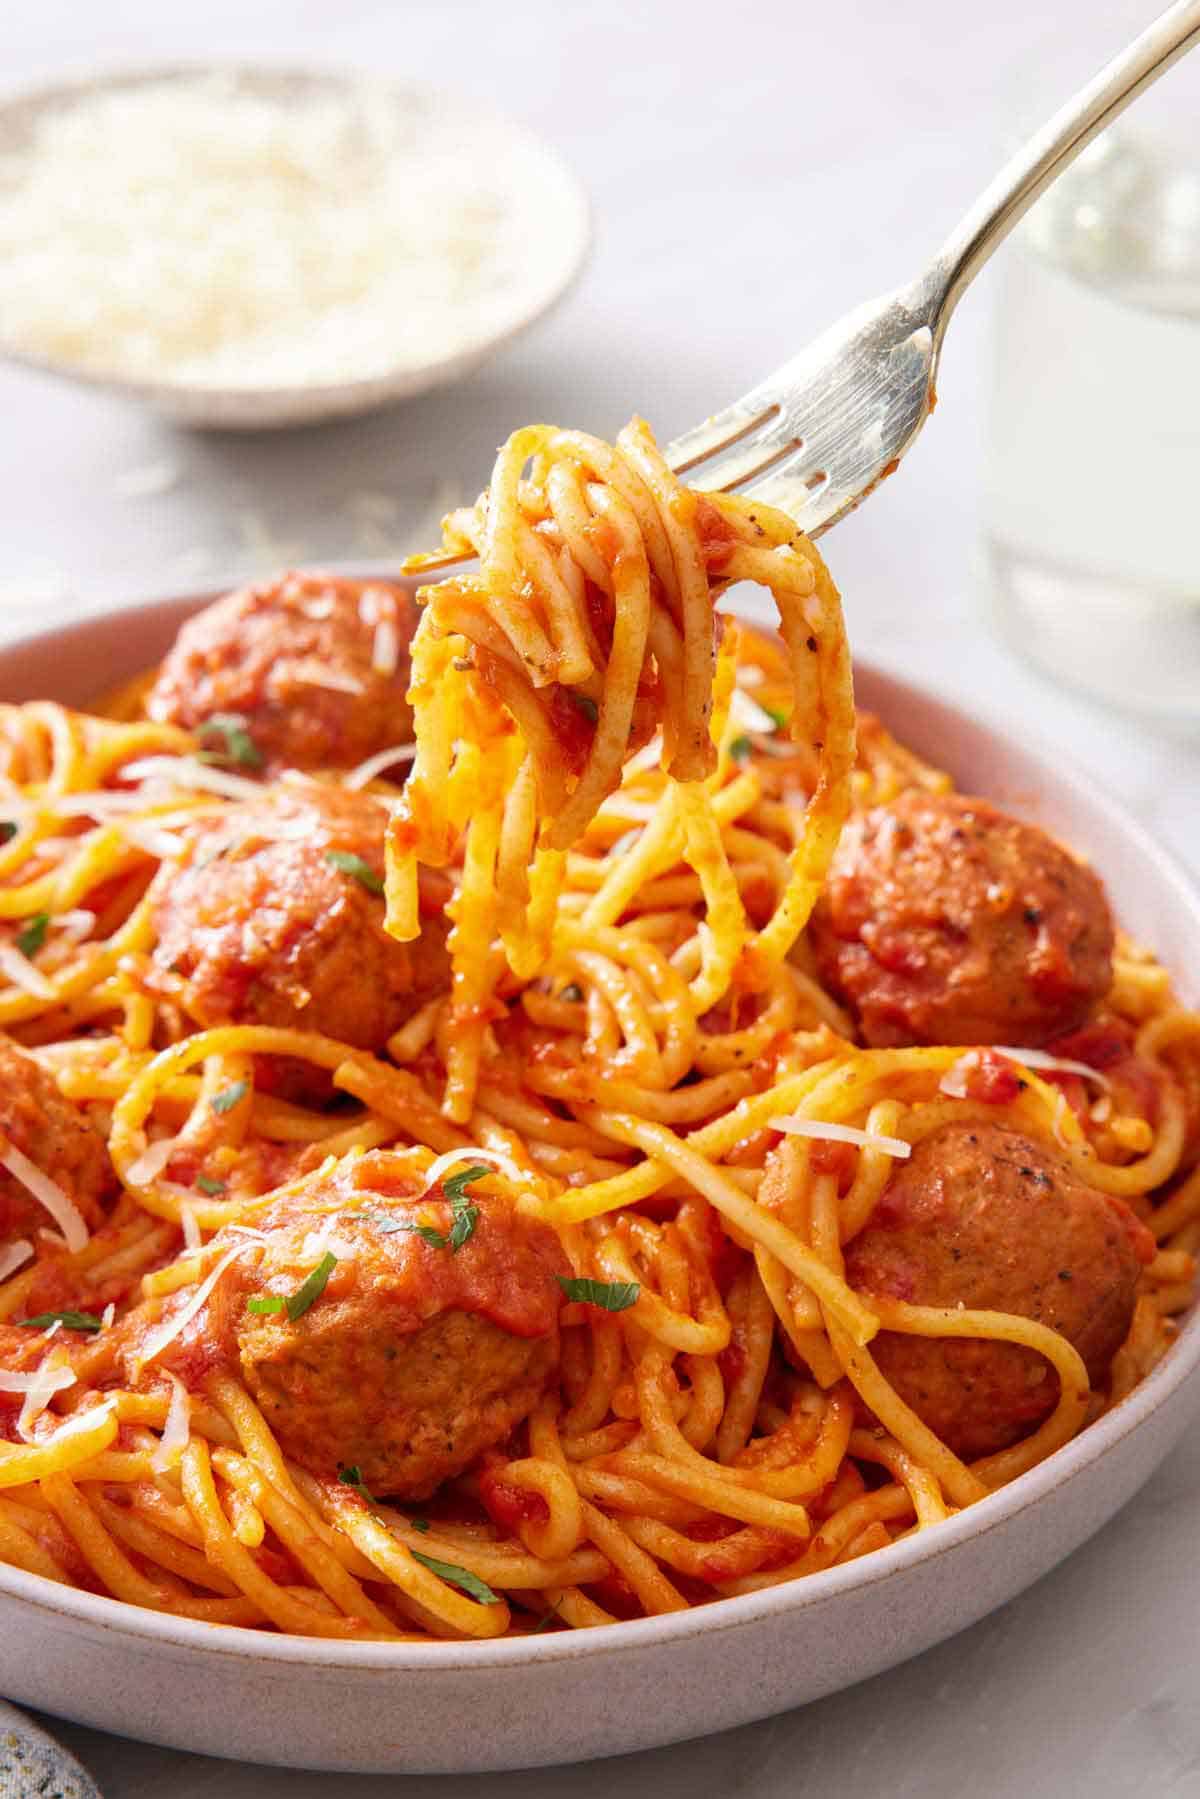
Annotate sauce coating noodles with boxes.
[0,420,1194,1642]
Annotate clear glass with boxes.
[983,120,1200,729]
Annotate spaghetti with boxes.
[0,418,1194,1644]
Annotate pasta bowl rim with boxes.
[0,582,1196,1674]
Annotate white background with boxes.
[4,2,1200,1794]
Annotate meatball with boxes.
[810,789,1114,1048]
[146,783,448,1054]
[225,1151,568,1497]
[146,572,419,774]
[845,1121,1153,1457]
[0,1036,111,1247]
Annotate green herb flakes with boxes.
[198,713,264,770]
[556,1276,640,1313]
[283,1251,337,1320]
[19,1310,102,1333]
[410,1549,500,1606]
[15,912,49,959]
[247,1251,338,1323]
[211,1080,249,1116]
[339,1464,377,1505]
[325,851,385,894]
[441,1165,488,1204]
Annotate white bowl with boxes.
[1,588,1198,1774]
[0,66,591,429]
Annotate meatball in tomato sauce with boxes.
[0,1037,112,1249]
[809,790,1114,1048]
[845,1121,1152,1458]
[146,783,448,1054]
[146,572,418,774]
[222,1151,567,1498]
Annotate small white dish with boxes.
[0,66,591,429]
[0,584,1197,1774]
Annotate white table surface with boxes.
[4,1,1199,1793]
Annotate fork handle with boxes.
[921,0,1200,332]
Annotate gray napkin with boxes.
[0,1701,100,1798]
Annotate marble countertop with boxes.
[4,1,1199,1793]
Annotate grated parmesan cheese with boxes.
[728,689,779,736]
[121,820,188,861]
[0,1362,75,1398]
[769,1116,912,1158]
[13,1354,76,1442]
[151,1372,191,1473]
[419,1146,527,1193]
[120,755,263,802]
[125,1136,180,1187]
[132,1242,252,1376]
[0,74,526,391]
[987,1045,1112,1089]
[56,909,97,941]
[0,941,56,1000]
[289,660,365,696]
[0,1137,90,1251]
[0,1240,33,1284]
[343,742,418,790]
[371,617,400,676]
[938,1056,977,1101]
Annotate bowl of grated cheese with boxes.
[0,64,591,428]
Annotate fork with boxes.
[421,1,1200,562]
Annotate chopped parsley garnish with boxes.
[246,1295,285,1315]
[442,1164,489,1204]
[195,1175,227,1196]
[19,1310,103,1333]
[388,1217,456,1250]
[410,1549,500,1606]
[764,704,789,731]
[728,735,753,764]
[339,1464,377,1505]
[573,693,599,725]
[0,822,16,844]
[556,1276,640,1312]
[15,912,50,959]
[364,1167,485,1255]
[446,1201,480,1253]
[530,1611,558,1634]
[247,1251,338,1322]
[197,713,264,770]
[211,1080,249,1115]
[559,983,583,1003]
[411,1516,431,1533]
[325,850,385,894]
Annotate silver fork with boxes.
[419,2,1199,569]
[668,0,1200,536]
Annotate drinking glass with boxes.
[983,112,1200,728]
